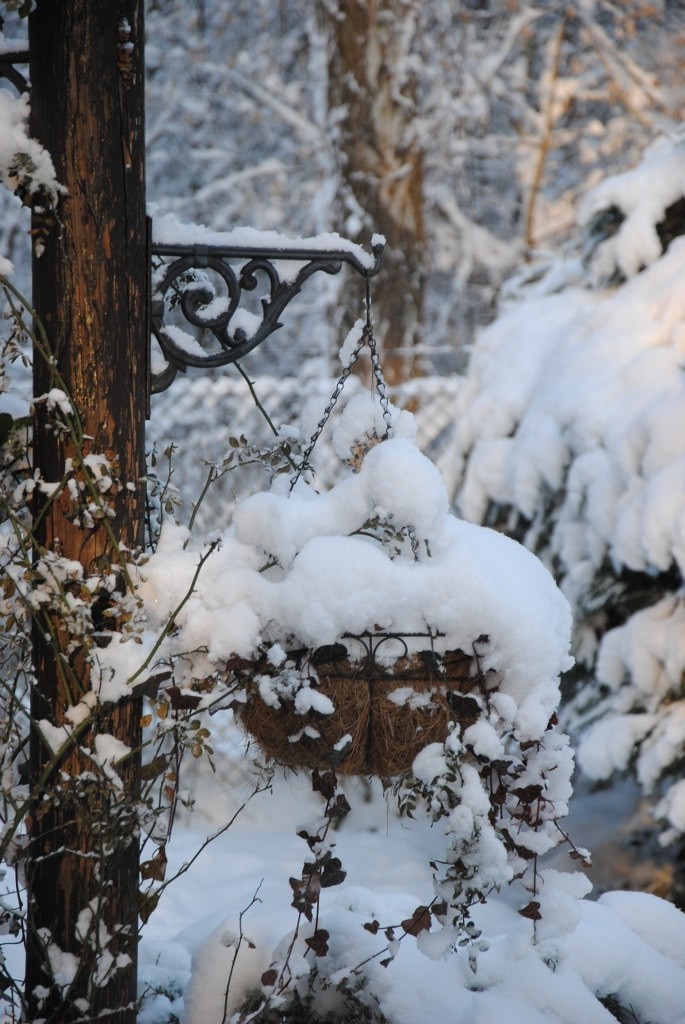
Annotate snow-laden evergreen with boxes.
[453,136,685,842]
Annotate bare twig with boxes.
[524,15,567,253]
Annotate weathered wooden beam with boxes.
[27,2,146,1020]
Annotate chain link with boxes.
[289,293,392,492]
[367,323,393,440]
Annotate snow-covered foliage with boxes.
[0,21,61,252]
[0,89,60,210]
[453,135,685,843]
[139,818,685,1024]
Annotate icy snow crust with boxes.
[454,137,685,837]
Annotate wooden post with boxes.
[27,2,146,1020]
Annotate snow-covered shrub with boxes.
[452,135,685,849]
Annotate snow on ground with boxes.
[137,758,685,1024]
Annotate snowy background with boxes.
[2,2,685,1022]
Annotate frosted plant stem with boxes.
[234,360,279,438]
[221,883,264,1024]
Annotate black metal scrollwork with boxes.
[0,16,29,94]
[341,630,446,674]
[149,233,384,395]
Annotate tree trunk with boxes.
[27,3,146,1021]
[325,0,425,385]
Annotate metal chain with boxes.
[363,266,393,440]
[368,323,393,440]
[289,331,367,492]
[289,277,392,492]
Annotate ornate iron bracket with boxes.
[0,47,29,94]
[149,224,384,397]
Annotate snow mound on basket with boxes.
[139,394,573,742]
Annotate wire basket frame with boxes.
[231,632,493,777]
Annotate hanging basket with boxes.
[221,309,499,777]
[229,633,493,777]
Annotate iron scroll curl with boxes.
[149,236,385,396]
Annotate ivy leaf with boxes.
[320,857,346,888]
[500,828,537,860]
[289,875,320,920]
[167,685,202,711]
[519,901,542,921]
[418,650,442,673]
[137,890,160,925]
[363,919,380,935]
[310,643,348,667]
[140,846,167,882]
[570,849,592,868]
[446,692,481,724]
[261,968,278,988]
[491,783,507,806]
[225,654,254,672]
[512,783,544,802]
[401,905,432,937]
[140,754,168,781]
[312,769,337,800]
[332,793,352,819]
[305,928,330,957]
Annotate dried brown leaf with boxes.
[305,928,330,957]
[401,905,432,937]
[519,901,542,921]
